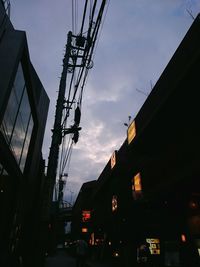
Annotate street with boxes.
[45,249,116,267]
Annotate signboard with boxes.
[127,120,136,144]
[82,210,91,222]
[146,238,160,255]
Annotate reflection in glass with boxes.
[19,116,33,171]
[14,63,25,101]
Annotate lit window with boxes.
[134,173,142,191]
[112,195,118,212]
[132,173,143,200]
[181,234,186,242]
[111,151,117,169]
[90,233,95,245]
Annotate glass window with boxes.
[0,63,34,172]
[19,116,33,171]
[18,88,31,130]
[2,88,20,142]
[11,111,26,163]
[14,63,25,102]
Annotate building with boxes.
[72,181,97,241]
[73,13,200,267]
[0,2,49,266]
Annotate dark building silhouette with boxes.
[72,14,200,267]
[0,2,49,266]
[72,181,97,241]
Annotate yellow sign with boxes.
[128,120,136,144]
[146,238,160,255]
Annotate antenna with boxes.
[136,88,148,96]
[186,9,195,20]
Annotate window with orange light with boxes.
[112,195,118,212]
[132,172,142,200]
[181,234,186,242]
[111,151,117,169]
[134,173,142,191]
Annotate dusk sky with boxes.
[10,0,200,203]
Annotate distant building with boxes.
[0,2,49,266]
[72,181,97,240]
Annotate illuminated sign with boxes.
[82,210,91,222]
[111,151,117,169]
[82,228,88,233]
[146,238,160,255]
[112,195,118,212]
[127,120,136,144]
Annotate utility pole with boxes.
[42,0,108,220]
[42,31,72,220]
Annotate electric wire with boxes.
[69,0,106,107]
[92,0,110,61]
[61,139,73,176]
[80,0,88,36]
[72,0,74,34]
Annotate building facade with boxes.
[73,14,200,267]
[0,2,49,266]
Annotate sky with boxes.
[10,0,200,203]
